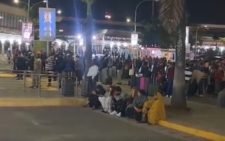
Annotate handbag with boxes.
[129,69,134,76]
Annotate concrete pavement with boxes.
[0,107,203,141]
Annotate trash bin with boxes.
[61,72,75,97]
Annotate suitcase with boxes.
[140,77,149,93]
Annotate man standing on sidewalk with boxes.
[31,53,42,88]
[45,53,55,87]
[87,60,99,96]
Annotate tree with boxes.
[159,0,187,108]
[81,0,95,97]
[142,20,177,49]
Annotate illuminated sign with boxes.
[39,8,56,41]
[131,33,138,46]
[22,22,33,42]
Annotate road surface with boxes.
[0,107,204,141]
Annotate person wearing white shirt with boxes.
[87,62,99,95]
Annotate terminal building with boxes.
[0,3,27,54]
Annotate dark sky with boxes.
[2,0,225,24]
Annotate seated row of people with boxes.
[88,84,166,125]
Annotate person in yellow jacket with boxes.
[142,91,166,125]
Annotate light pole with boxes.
[14,0,47,21]
[134,0,158,32]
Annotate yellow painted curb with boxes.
[0,98,88,107]
[159,121,225,141]
[0,73,16,78]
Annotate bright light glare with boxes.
[79,38,84,46]
[117,42,121,47]
[126,18,131,23]
[0,16,3,19]
[43,0,47,3]
[57,9,62,15]
[123,42,128,47]
[92,35,97,40]
[76,34,82,39]
[110,42,114,47]
[14,0,19,4]
[59,29,64,32]
[105,14,111,20]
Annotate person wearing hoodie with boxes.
[110,86,126,117]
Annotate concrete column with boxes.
[1,41,4,55]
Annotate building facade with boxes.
[0,3,27,54]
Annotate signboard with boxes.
[131,33,138,46]
[39,8,56,41]
[22,22,33,42]
[33,40,47,53]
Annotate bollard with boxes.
[23,71,26,93]
[75,77,78,97]
[38,74,41,97]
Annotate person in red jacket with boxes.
[214,66,224,94]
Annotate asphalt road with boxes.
[0,107,204,141]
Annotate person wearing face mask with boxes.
[98,85,115,113]
[110,86,126,117]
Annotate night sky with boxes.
[1,0,225,24]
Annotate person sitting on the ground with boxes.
[142,90,166,125]
[125,88,138,118]
[88,84,105,109]
[125,89,147,122]
[110,86,126,117]
[99,85,115,113]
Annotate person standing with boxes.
[54,53,64,88]
[16,53,26,80]
[45,53,55,87]
[87,60,99,96]
[166,63,175,97]
[30,53,42,88]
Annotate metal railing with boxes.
[0,70,81,98]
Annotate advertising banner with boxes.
[22,22,33,42]
[131,33,138,46]
[33,40,47,53]
[39,8,56,41]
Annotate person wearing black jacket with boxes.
[16,53,26,80]
[54,53,64,88]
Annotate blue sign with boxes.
[39,8,56,41]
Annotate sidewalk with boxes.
[0,73,86,108]
[110,80,225,140]
[160,99,225,141]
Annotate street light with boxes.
[134,0,159,32]
[105,12,112,20]
[14,0,19,4]
[126,18,131,23]
[57,9,62,15]
[13,0,47,21]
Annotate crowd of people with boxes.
[12,48,83,88]
[10,47,225,107]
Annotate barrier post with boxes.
[38,74,41,97]
[75,77,78,97]
[23,71,26,93]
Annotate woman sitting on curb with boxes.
[142,90,166,125]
